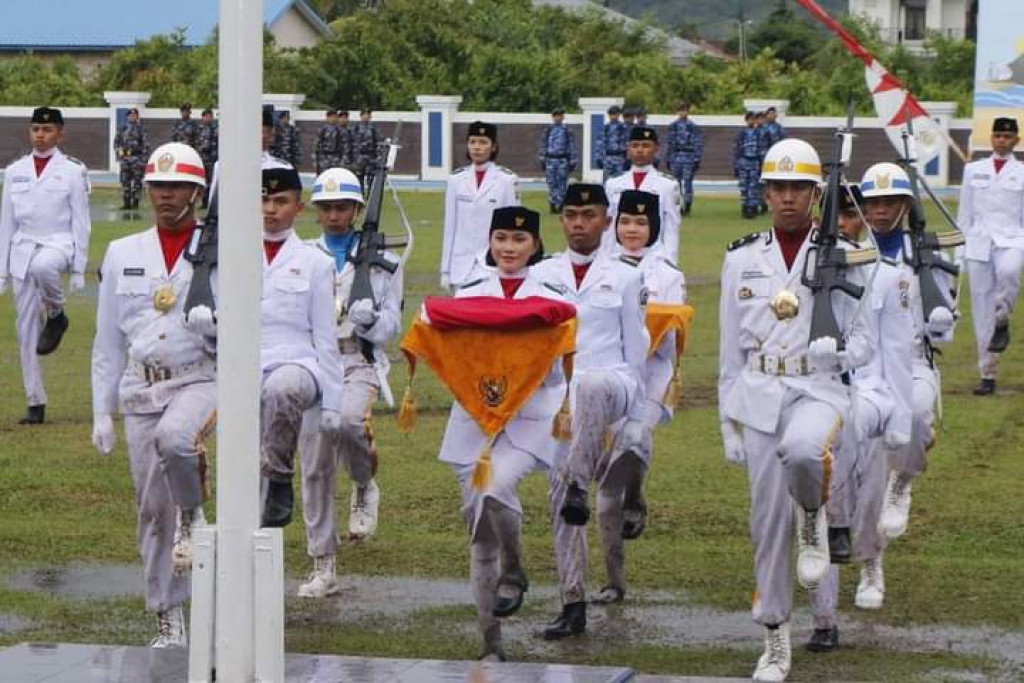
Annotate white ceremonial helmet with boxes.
[311,167,364,205]
[143,142,207,188]
[760,139,822,183]
[860,162,913,199]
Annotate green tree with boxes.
[0,56,97,106]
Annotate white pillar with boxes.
[919,101,957,187]
[262,93,306,118]
[579,97,624,182]
[103,91,151,173]
[743,98,790,120]
[210,0,265,680]
[416,95,462,180]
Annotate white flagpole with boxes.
[215,0,263,679]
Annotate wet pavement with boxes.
[0,613,31,635]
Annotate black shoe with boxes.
[805,626,839,652]
[119,202,132,211]
[560,482,589,526]
[18,405,45,425]
[621,500,647,540]
[261,479,294,527]
[549,203,559,214]
[973,378,996,396]
[988,322,1010,352]
[682,201,692,216]
[543,601,586,640]
[828,527,851,564]
[759,203,769,215]
[493,570,528,617]
[36,311,68,355]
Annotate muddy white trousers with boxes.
[12,245,68,406]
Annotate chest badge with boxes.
[478,375,508,407]
[771,290,800,321]
[153,285,177,313]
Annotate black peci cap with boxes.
[616,190,660,246]
[32,107,63,125]
[629,126,658,143]
[262,167,302,195]
[490,205,540,237]
[993,117,1019,134]
[468,121,497,142]
[563,183,609,207]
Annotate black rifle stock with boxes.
[184,198,218,315]
[899,121,963,323]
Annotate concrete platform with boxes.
[0,642,637,683]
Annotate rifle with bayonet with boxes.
[802,101,875,350]
[898,118,964,323]
[183,193,218,315]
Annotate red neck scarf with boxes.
[632,171,647,189]
[994,158,1007,175]
[572,262,591,289]
[157,224,196,273]
[500,277,524,299]
[33,156,51,177]
[475,168,486,188]
[774,225,811,271]
[264,240,285,264]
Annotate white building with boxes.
[848,0,977,49]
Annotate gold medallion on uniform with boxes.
[770,290,799,321]
[153,285,177,313]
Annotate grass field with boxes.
[1,187,1022,681]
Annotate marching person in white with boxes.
[91,142,214,648]
[859,162,957,544]
[604,126,682,261]
[434,206,565,661]
[0,106,91,425]
[296,168,404,598]
[256,167,346,529]
[595,189,686,604]
[440,121,518,290]
[957,116,1024,396]
[806,183,914,652]
[532,183,650,640]
[718,139,874,682]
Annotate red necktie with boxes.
[475,168,486,188]
[994,158,1007,175]
[632,171,647,189]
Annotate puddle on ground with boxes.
[0,613,32,634]
[7,564,143,599]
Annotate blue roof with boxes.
[0,0,330,51]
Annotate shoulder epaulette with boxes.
[497,165,515,175]
[660,256,682,272]
[543,281,569,295]
[727,232,761,251]
[619,255,641,267]
[452,165,469,175]
[457,278,485,290]
[880,256,899,266]
[838,234,860,247]
[66,156,85,167]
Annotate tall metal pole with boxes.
[216,0,263,679]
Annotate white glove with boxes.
[884,430,911,450]
[319,408,343,434]
[440,273,451,290]
[92,413,116,455]
[348,298,379,328]
[69,272,86,293]
[720,420,746,466]
[808,336,846,372]
[184,305,217,337]
[926,306,955,337]
[0,275,9,295]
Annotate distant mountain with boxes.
[607,0,849,39]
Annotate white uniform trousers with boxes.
[12,245,69,406]
[550,370,631,604]
[123,381,217,612]
[299,357,379,558]
[453,437,545,651]
[596,448,646,595]
[261,364,319,482]
[890,358,939,480]
[743,389,843,626]
[968,249,1024,379]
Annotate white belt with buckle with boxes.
[748,353,813,377]
[130,359,215,385]
[338,337,364,355]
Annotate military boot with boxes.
[18,405,45,425]
[36,310,68,355]
[543,601,586,640]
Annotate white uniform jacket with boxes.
[261,233,344,411]
[532,251,650,419]
[629,247,686,425]
[718,231,875,434]
[441,162,518,286]
[309,234,404,405]
[853,259,914,439]
[958,155,1024,260]
[0,149,91,279]
[604,166,682,259]
[92,227,216,416]
[437,271,569,467]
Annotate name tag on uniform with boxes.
[457,194,475,202]
[123,267,145,276]
[975,173,991,181]
[10,175,31,183]
[741,269,768,279]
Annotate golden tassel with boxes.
[601,427,615,454]
[471,437,495,491]
[552,396,572,440]
[396,384,417,433]
[663,362,683,408]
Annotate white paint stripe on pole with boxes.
[215,0,264,680]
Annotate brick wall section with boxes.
[0,117,108,170]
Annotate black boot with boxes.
[543,601,586,640]
[560,482,589,526]
[493,569,528,617]
[988,321,1010,352]
[805,625,840,652]
[828,527,851,564]
[621,498,647,540]
[261,478,294,527]
[682,201,692,216]
[549,202,559,214]
[18,405,45,425]
[36,311,69,355]
[973,378,996,396]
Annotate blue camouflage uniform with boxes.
[667,117,704,211]
[760,120,786,156]
[538,121,577,210]
[597,118,628,181]
[114,118,149,209]
[734,124,764,216]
